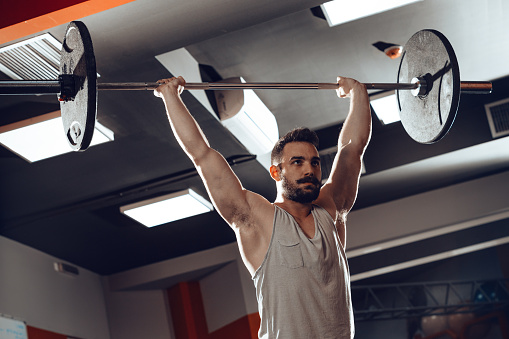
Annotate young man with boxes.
[154,76,371,339]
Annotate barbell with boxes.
[0,21,492,150]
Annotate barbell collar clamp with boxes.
[58,74,77,102]
[410,75,429,98]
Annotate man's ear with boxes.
[270,164,281,181]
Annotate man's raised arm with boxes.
[316,77,372,242]
[154,77,248,226]
[154,77,274,274]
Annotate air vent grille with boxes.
[485,98,509,138]
[0,33,61,80]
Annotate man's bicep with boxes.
[194,149,250,224]
[322,147,363,212]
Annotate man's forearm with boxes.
[160,86,211,162]
[339,86,372,152]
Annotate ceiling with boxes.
[1,0,509,283]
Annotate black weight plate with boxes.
[397,30,460,144]
[60,21,97,151]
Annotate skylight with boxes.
[120,189,214,227]
[321,0,422,27]
[0,111,114,162]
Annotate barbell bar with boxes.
[102,81,492,93]
[0,79,492,93]
[0,21,494,151]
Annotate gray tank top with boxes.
[252,205,354,339]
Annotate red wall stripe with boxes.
[26,326,67,339]
[209,313,260,339]
[167,282,208,339]
[186,282,209,338]
[167,282,261,339]
[246,313,261,339]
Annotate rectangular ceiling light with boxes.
[120,189,214,227]
[370,90,401,125]
[0,111,114,162]
[320,0,422,27]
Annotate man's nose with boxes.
[303,163,316,176]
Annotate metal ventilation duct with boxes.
[0,33,61,80]
[485,98,509,139]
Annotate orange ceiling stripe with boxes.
[0,0,135,45]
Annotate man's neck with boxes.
[274,197,313,220]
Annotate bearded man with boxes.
[154,75,371,339]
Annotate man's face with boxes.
[278,142,322,203]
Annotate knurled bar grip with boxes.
[0,80,492,94]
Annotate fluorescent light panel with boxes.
[370,91,401,125]
[120,189,214,227]
[321,0,422,27]
[0,112,114,162]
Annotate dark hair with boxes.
[271,127,319,165]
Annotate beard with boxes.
[281,175,321,204]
